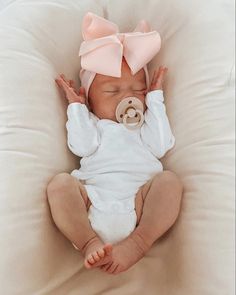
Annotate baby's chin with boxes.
[102,115,118,122]
[94,112,117,122]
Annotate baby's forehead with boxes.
[95,71,146,85]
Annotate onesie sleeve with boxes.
[140,90,175,159]
[66,102,100,157]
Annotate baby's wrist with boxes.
[68,98,85,104]
[148,89,163,95]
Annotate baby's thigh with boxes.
[134,192,144,225]
[71,176,92,211]
[134,172,164,224]
[134,171,182,219]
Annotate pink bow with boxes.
[79,12,161,77]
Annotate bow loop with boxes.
[123,31,161,75]
[82,12,119,40]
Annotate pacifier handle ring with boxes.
[123,110,144,130]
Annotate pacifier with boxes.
[115,97,144,130]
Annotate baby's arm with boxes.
[66,103,100,157]
[140,67,175,158]
[55,74,100,157]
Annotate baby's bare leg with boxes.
[46,173,112,268]
[134,171,184,244]
[100,171,183,274]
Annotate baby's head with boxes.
[79,12,161,121]
[84,58,148,121]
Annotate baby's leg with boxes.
[133,170,183,245]
[100,171,183,274]
[46,173,113,269]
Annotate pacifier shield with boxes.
[115,96,144,129]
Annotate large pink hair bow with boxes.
[79,12,161,77]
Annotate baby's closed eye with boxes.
[134,88,146,92]
[103,89,146,93]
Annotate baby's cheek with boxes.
[110,102,120,121]
[98,101,116,120]
[136,96,146,111]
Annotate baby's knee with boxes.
[46,172,73,199]
[153,171,184,194]
[165,170,183,188]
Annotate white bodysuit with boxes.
[66,90,175,244]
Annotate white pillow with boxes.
[0,0,234,294]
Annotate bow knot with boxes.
[79,12,161,77]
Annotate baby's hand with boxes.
[55,74,86,104]
[149,66,168,91]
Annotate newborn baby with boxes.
[47,12,183,275]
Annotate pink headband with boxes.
[79,12,161,98]
[80,65,150,100]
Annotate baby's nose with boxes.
[123,90,136,98]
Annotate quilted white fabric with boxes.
[0,0,235,294]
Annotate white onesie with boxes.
[66,90,175,244]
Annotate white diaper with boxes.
[87,205,137,244]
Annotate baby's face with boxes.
[88,59,147,121]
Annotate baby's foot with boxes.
[82,236,113,269]
[99,231,152,275]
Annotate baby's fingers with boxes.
[69,80,81,95]
[78,87,86,102]
[59,74,74,89]
[152,69,159,84]
[55,78,61,87]
[69,79,75,88]
[55,76,68,91]
[55,78,67,92]
[158,66,168,80]
[149,66,168,91]
[60,74,68,83]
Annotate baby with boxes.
[47,12,183,275]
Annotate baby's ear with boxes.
[133,20,151,33]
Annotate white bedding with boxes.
[0,0,234,294]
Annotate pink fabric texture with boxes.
[79,12,162,98]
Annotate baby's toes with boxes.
[106,262,118,274]
[105,261,117,274]
[84,258,93,269]
[97,248,105,258]
[104,244,113,256]
[112,265,122,275]
[87,254,96,264]
[84,262,91,269]
[92,251,101,262]
[101,261,113,272]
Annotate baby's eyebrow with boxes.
[101,78,146,88]
[101,83,120,89]
[102,81,118,85]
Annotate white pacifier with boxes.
[115,97,144,130]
